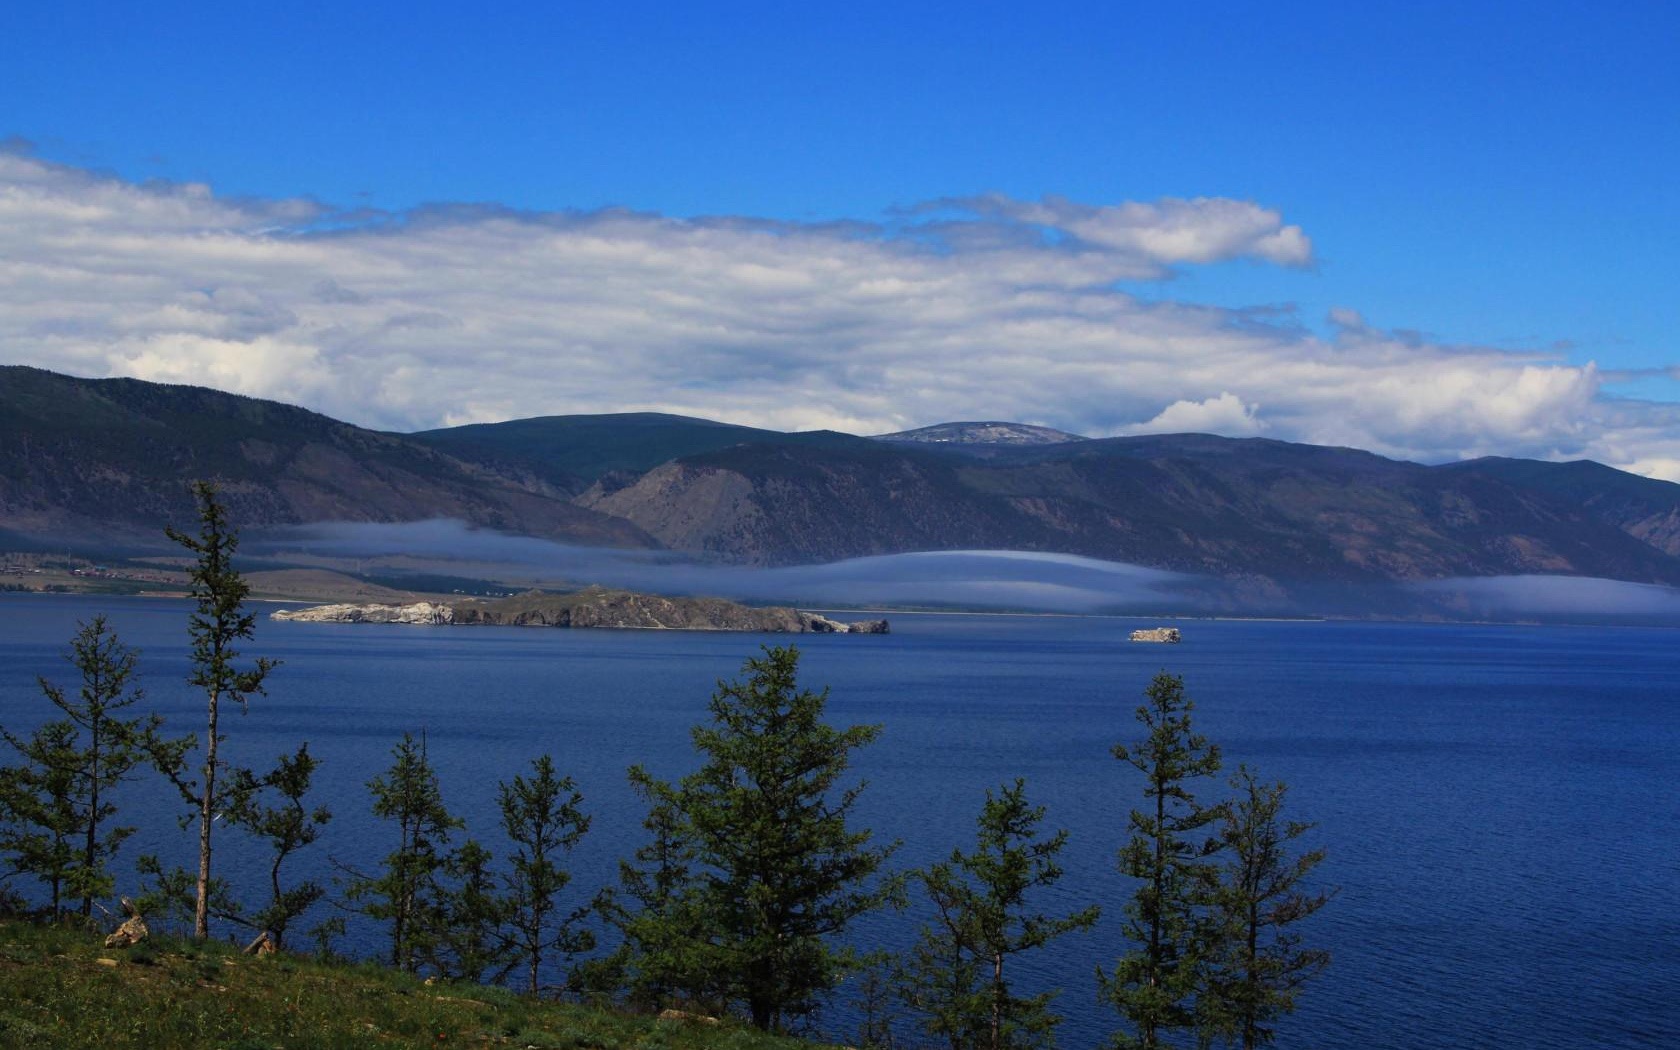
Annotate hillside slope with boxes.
[581,433,1680,582]
[8,366,1680,589]
[0,367,653,549]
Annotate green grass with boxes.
[0,920,825,1050]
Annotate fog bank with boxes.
[246,521,1680,624]
[249,520,1208,613]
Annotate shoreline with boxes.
[4,587,1678,632]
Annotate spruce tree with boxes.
[498,755,593,995]
[1103,672,1223,1049]
[163,481,277,940]
[901,779,1099,1050]
[1200,767,1332,1049]
[0,616,169,920]
[633,645,896,1031]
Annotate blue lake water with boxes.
[1,593,1677,1048]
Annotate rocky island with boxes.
[1129,626,1182,643]
[271,586,889,634]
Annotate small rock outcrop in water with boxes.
[272,587,889,635]
[1129,626,1182,643]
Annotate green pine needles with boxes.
[899,778,1100,1050]
[620,645,898,1032]
[0,616,163,921]
[164,480,279,941]
[1103,672,1332,1049]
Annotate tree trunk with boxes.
[83,717,100,918]
[194,688,220,941]
[991,950,1004,1050]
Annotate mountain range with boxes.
[6,365,1680,597]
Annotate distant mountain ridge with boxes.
[6,366,1680,593]
[873,421,1087,447]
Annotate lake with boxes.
[1,593,1676,1048]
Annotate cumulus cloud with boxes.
[1124,392,1265,436]
[2,149,1678,474]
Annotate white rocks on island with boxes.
[272,601,454,625]
[270,588,889,635]
[1129,626,1182,643]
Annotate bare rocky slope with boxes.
[578,434,1680,584]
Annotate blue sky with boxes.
[3,2,1678,472]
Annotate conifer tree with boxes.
[1199,767,1332,1049]
[0,616,168,920]
[632,645,896,1031]
[586,769,714,1011]
[498,754,593,994]
[1103,672,1224,1049]
[0,721,78,918]
[222,743,332,949]
[162,481,277,941]
[900,779,1098,1050]
[423,838,516,982]
[349,732,462,974]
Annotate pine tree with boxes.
[1102,672,1224,1049]
[0,616,168,920]
[900,778,1099,1050]
[222,743,332,949]
[162,481,278,941]
[633,645,896,1031]
[498,755,593,995]
[1199,767,1332,1049]
[348,732,463,974]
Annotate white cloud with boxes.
[2,149,1678,476]
[1125,392,1265,436]
[952,193,1314,267]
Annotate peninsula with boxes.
[271,586,890,634]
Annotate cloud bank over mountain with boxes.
[3,146,1675,478]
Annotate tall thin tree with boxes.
[1200,767,1332,1049]
[1103,672,1224,1050]
[498,754,593,995]
[348,731,462,974]
[164,481,277,940]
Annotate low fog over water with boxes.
[248,519,1680,625]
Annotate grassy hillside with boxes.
[0,919,822,1050]
[412,414,788,493]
